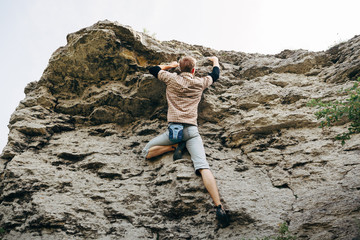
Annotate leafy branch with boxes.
[308,77,360,145]
[0,227,5,239]
[142,28,157,38]
[241,222,297,240]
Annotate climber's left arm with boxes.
[148,62,179,79]
[148,66,161,78]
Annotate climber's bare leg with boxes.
[146,144,177,159]
[199,169,222,207]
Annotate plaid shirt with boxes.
[158,70,213,126]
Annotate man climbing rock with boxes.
[142,56,229,227]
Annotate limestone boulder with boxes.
[1,20,359,240]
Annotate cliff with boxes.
[0,20,360,239]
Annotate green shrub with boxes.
[308,77,360,145]
[274,222,297,240]
[241,222,296,240]
[0,227,5,239]
[259,222,296,240]
[142,28,157,38]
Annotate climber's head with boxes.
[179,56,196,74]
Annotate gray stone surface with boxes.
[0,20,359,239]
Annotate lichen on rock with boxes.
[0,20,360,239]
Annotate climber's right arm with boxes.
[208,66,220,83]
[207,57,220,83]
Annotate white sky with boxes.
[0,0,359,151]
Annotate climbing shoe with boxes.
[173,141,186,161]
[215,205,230,228]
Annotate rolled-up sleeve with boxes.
[148,66,161,78]
[208,66,220,83]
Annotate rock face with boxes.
[1,20,360,239]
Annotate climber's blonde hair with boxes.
[179,56,196,73]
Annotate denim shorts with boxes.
[142,124,209,174]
